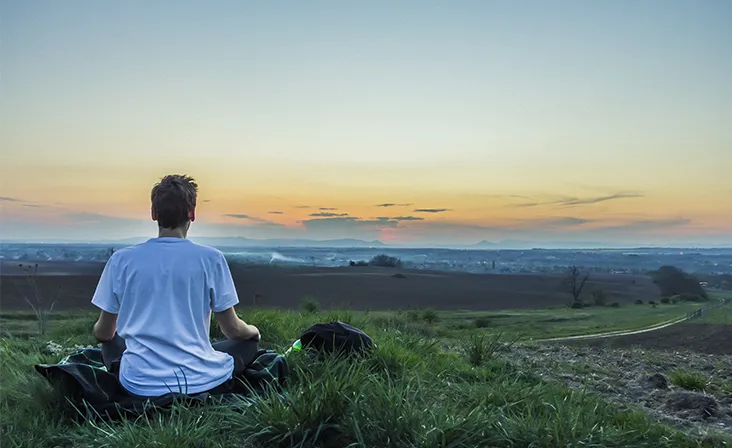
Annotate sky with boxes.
[1,1,731,246]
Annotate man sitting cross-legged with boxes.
[91,174,260,397]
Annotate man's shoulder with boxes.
[107,245,135,260]
[186,241,226,259]
[112,240,223,260]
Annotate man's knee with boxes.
[213,338,258,356]
[213,339,259,373]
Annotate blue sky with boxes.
[1,1,730,245]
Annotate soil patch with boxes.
[0,261,660,312]
[574,323,732,355]
[510,344,732,437]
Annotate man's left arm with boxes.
[93,311,118,342]
[92,256,121,342]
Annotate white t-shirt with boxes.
[91,237,239,397]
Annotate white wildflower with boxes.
[71,344,97,351]
[44,341,64,356]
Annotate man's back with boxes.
[92,237,239,396]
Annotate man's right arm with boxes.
[210,252,260,341]
[214,307,260,341]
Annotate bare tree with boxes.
[566,265,589,303]
[16,263,62,335]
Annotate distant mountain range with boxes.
[105,236,388,248]
[2,236,731,250]
[469,240,732,250]
[470,240,624,250]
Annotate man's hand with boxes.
[246,324,261,342]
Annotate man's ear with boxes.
[151,207,156,222]
[189,207,196,222]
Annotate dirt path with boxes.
[534,298,730,343]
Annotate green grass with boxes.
[669,369,710,392]
[677,290,732,325]
[5,310,732,448]
[690,295,732,324]
[1,308,729,447]
[433,302,702,341]
[1,301,705,346]
[695,306,732,324]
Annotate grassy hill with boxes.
[1,307,730,447]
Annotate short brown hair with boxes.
[151,174,198,229]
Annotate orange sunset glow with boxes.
[1,2,730,247]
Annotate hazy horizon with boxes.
[3,234,732,251]
[2,1,731,246]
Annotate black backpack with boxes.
[299,321,374,356]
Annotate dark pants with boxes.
[101,335,259,396]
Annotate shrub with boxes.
[592,290,607,307]
[650,265,708,300]
[635,299,644,305]
[349,260,369,267]
[671,295,680,304]
[301,297,319,314]
[660,297,671,304]
[570,301,584,309]
[669,370,709,392]
[677,293,706,303]
[17,263,60,336]
[461,333,507,367]
[252,293,262,306]
[648,300,657,305]
[406,310,419,322]
[473,316,490,328]
[422,309,438,324]
[610,302,620,308]
[369,254,401,268]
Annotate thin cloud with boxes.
[375,216,424,222]
[375,203,413,208]
[513,193,643,208]
[22,204,42,208]
[268,211,284,215]
[392,216,425,221]
[223,214,284,227]
[540,217,594,227]
[503,194,531,199]
[66,212,115,223]
[558,193,644,207]
[300,216,399,230]
[414,208,449,213]
[202,199,212,203]
[600,217,691,231]
[295,205,311,209]
[0,197,24,202]
[319,207,338,211]
[225,213,260,220]
[481,194,532,200]
[309,212,349,217]
[62,212,149,228]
